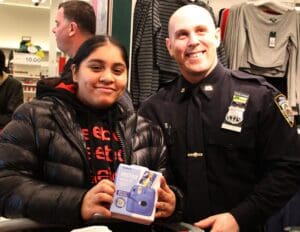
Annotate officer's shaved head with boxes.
[168,4,216,38]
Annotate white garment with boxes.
[71,225,112,232]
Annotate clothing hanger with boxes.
[179,0,210,6]
[247,0,294,14]
[184,0,209,5]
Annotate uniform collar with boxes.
[176,62,226,101]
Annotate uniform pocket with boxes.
[208,128,255,149]
[207,129,257,183]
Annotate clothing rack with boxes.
[188,0,210,6]
[247,0,296,8]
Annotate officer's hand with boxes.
[155,176,176,218]
[81,179,115,221]
[194,213,239,232]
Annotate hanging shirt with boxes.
[224,3,299,106]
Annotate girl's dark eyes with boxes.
[89,65,104,71]
[113,67,126,75]
[88,64,125,75]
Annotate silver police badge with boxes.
[225,106,245,125]
[221,91,249,133]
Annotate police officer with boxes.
[139,4,300,232]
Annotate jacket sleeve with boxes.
[230,91,300,230]
[0,77,23,128]
[0,102,86,226]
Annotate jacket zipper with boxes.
[115,121,131,165]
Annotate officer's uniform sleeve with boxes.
[230,91,300,230]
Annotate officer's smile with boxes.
[185,50,206,58]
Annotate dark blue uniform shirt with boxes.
[139,63,300,232]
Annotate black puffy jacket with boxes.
[0,78,168,228]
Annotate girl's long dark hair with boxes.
[72,35,129,71]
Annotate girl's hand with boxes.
[81,179,115,221]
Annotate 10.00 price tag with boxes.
[12,52,41,65]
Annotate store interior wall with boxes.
[0,4,50,50]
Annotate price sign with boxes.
[12,52,41,65]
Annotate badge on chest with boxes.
[221,91,249,133]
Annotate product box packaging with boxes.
[110,164,162,225]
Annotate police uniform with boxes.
[139,63,300,232]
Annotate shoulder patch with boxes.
[274,94,295,127]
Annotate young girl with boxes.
[0,36,178,232]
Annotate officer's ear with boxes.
[213,28,221,48]
[166,38,174,57]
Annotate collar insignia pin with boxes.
[204,85,213,91]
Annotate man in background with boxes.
[52,0,96,81]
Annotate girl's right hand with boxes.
[81,179,115,221]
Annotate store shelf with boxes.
[13,74,41,79]
[22,83,36,86]
[12,52,42,65]
[11,51,46,102]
